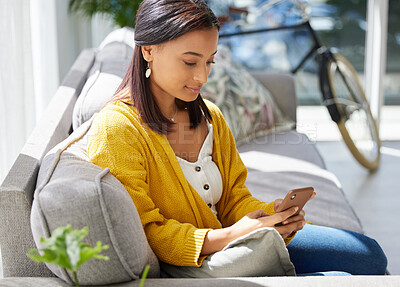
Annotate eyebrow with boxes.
[183,50,218,57]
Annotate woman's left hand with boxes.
[273,199,306,238]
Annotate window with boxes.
[385,0,400,105]
[212,0,398,107]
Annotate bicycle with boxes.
[213,0,381,171]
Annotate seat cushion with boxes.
[237,130,326,169]
[31,116,160,285]
[238,131,363,233]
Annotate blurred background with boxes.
[209,0,400,106]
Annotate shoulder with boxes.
[203,98,220,113]
[203,98,230,129]
[203,99,224,122]
[88,100,148,151]
[91,100,140,132]
[88,100,148,172]
[100,99,138,120]
[202,99,236,148]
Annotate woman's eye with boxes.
[184,61,196,66]
[184,61,215,66]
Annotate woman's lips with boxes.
[186,86,202,94]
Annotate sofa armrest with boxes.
[250,71,297,123]
[0,48,95,278]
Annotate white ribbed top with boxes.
[177,121,223,217]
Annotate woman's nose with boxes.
[193,65,208,84]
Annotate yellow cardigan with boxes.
[88,99,289,267]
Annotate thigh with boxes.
[287,224,387,275]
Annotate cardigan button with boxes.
[195,166,201,172]
[203,184,209,190]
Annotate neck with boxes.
[157,99,177,121]
[169,102,178,121]
[148,81,178,120]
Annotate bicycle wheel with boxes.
[325,53,381,170]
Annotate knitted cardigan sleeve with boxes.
[209,103,295,245]
[88,104,211,267]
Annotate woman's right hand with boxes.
[201,207,302,256]
[227,208,302,241]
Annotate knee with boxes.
[368,238,388,275]
[337,229,388,275]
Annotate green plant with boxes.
[68,0,143,28]
[140,264,150,287]
[27,225,109,287]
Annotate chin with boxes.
[178,93,200,103]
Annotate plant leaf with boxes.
[27,246,72,270]
[66,226,89,270]
[77,241,109,269]
[27,225,109,274]
[68,0,142,27]
[139,265,150,287]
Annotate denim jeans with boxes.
[287,224,388,275]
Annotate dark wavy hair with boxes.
[114,0,220,134]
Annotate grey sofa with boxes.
[1,31,399,286]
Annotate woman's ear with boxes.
[141,46,154,62]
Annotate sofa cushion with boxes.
[72,28,134,130]
[160,227,295,278]
[201,45,295,146]
[31,116,160,285]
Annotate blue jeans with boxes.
[287,224,388,275]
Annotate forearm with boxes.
[201,227,234,256]
[201,207,303,256]
[201,207,271,256]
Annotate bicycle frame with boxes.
[219,20,323,74]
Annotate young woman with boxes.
[88,0,387,277]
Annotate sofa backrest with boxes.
[250,71,297,123]
[0,49,95,278]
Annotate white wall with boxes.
[0,0,36,183]
[55,0,116,81]
[30,0,59,121]
[0,0,115,182]
[55,0,92,81]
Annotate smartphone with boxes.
[275,187,315,216]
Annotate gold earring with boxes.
[145,62,151,78]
